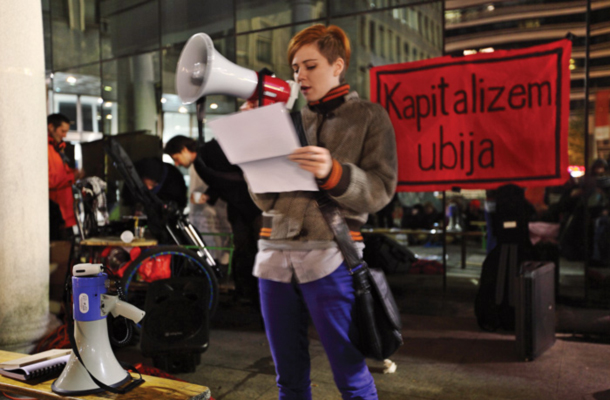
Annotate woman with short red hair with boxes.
[248,24,397,400]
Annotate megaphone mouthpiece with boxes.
[191,63,206,83]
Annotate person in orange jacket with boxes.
[48,113,80,236]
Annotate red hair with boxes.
[287,24,351,81]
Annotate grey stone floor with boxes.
[3,241,610,400]
[115,241,610,400]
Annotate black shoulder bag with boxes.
[290,112,403,361]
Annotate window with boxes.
[369,21,376,53]
[379,26,384,57]
[396,36,401,61]
[424,16,429,41]
[256,39,272,63]
[360,17,367,47]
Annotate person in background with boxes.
[375,193,398,228]
[164,136,262,308]
[188,162,232,268]
[122,157,188,212]
[242,24,397,399]
[464,199,485,230]
[398,191,441,229]
[47,113,82,239]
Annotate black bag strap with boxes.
[289,111,361,272]
[316,193,362,271]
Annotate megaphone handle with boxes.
[196,97,206,145]
[257,68,274,107]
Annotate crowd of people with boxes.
[362,158,610,269]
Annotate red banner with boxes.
[371,40,571,192]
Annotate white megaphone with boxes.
[52,264,145,396]
[176,32,299,108]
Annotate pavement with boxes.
[114,239,610,400]
[4,239,610,400]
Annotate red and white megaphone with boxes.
[176,33,298,108]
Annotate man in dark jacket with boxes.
[165,135,262,307]
[123,157,188,211]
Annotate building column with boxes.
[0,0,52,352]
[133,53,158,135]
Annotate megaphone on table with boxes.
[176,33,298,108]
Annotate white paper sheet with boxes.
[208,102,318,193]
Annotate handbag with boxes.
[316,194,404,360]
[288,110,403,360]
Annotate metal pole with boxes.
[441,0,447,293]
[583,0,591,303]
[442,191,447,292]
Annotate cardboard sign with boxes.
[371,40,571,191]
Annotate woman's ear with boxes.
[333,58,345,78]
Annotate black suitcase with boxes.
[515,261,556,361]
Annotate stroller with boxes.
[102,137,220,302]
[102,139,221,357]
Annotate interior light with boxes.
[487,5,495,11]
[480,47,494,53]
[568,165,585,177]
[97,98,104,104]
[463,49,477,56]
[106,114,113,120]
[104,86,113,92]
[178,106,188,114]
[104,101,113,108]
[66,76,77,84]
[209,103,218,110]
[161,98,167,103]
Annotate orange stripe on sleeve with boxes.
[320,159,342,190]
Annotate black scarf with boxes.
[307,83,350,114]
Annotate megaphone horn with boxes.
[176,33,298,108]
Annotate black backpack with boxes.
[363,234,417,275]
[492,184,534,246]
[475,244,527,331]
[476,184,534,331]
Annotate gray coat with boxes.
[250,91,397,244]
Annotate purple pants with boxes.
[259,263,378,400]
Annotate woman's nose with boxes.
[295,70,305,82]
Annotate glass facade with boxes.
[445,1,610,306]
[41,0,610,304]
[43,0,444,143]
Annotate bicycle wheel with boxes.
[121,246,219,317]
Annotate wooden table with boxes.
[76,237,158,266]
[0,350,211,400]
[80,237,158,247]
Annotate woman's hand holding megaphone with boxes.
[239,100,258,112]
